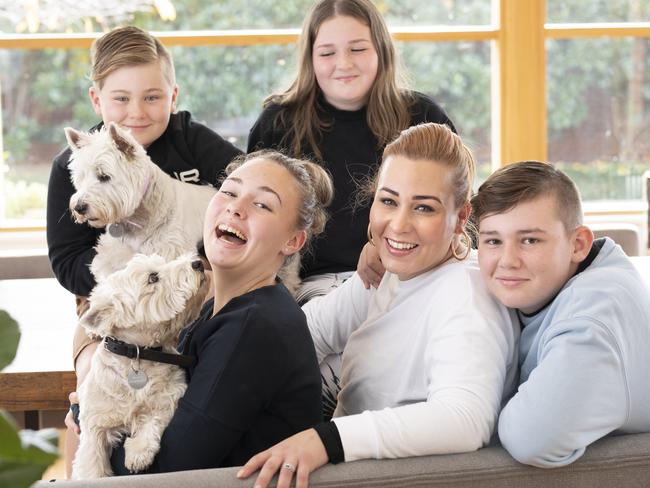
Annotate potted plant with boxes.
[0,310,59,487]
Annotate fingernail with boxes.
[236,469,243,478]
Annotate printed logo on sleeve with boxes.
[174,169,201,183]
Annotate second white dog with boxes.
[72,253,208,479]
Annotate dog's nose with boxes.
[74,203,88,215]
[192,260,204,272]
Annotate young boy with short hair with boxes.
[471,161,650,468]
[48,26,241,304]
[46,25,242,475]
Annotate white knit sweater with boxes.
[303,252,518,462]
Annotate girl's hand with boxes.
[237,428,328,488]
[65,391,81,436]
[357,242,385,289]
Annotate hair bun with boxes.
[303,161,333,236]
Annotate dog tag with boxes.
[127,369,148,389]
[108,223,125,238]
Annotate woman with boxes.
[237,123,518,488]
[110,150,333,474]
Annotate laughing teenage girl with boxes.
[109,150,333,474]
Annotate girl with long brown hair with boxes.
[248,0,455,303]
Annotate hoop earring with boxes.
[451,228,471,260]
[367,224,375,246]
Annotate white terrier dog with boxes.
[72,253,208,479]
[65,123,216,281]
[64,123,300,291]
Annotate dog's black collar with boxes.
[103,336,196,368]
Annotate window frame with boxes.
[1,0,650,232]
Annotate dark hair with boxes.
[471,161,583,232]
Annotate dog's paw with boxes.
[72,463,111,479]
[124,436,158,473]
[72,443,113,479]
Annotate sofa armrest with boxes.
[34,432,650,488]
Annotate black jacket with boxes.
[46,111,242,296]
[111,284,322,473]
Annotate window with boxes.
[547,0,650,24]
[547,37,650,201]
[1,0,649,237]
[546,1,650,205]
[0,0,495,227]
[398,40,492,183]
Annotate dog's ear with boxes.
[79,300,110,333]
[108,123,137,160]
[80,289,133,335]
[64,127,91,150]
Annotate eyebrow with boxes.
[479,228,548,235]
[315,38,372,48]
[226,177,282,205]
[378,187,443,204]
[109,88,164,94]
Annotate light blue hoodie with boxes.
[498,237,650,467]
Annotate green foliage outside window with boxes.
[1,0,650,221]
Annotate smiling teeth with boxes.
[217,223,247,241]
[387,238,416,250]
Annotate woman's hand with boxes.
[65,391,81,436]
[357,242,385,289]
[237,428,328,488]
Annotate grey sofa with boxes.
[21,255,650,487]
[35,432,650,487]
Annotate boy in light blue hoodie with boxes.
[471,161,650,468]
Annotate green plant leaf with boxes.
[0,411,58,464]
[0,461,54,488]
[0,412,22,455]
[0,310,20,370]
[0,414,59,486]
[0,414,58,463]
[0,314,59,485]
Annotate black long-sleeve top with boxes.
[111,283,322,474]
[247,92,455,279]
[46,111,242,296]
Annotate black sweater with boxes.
[247,92,455,278]
[111,284,322,474]
[46,111,242,296]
